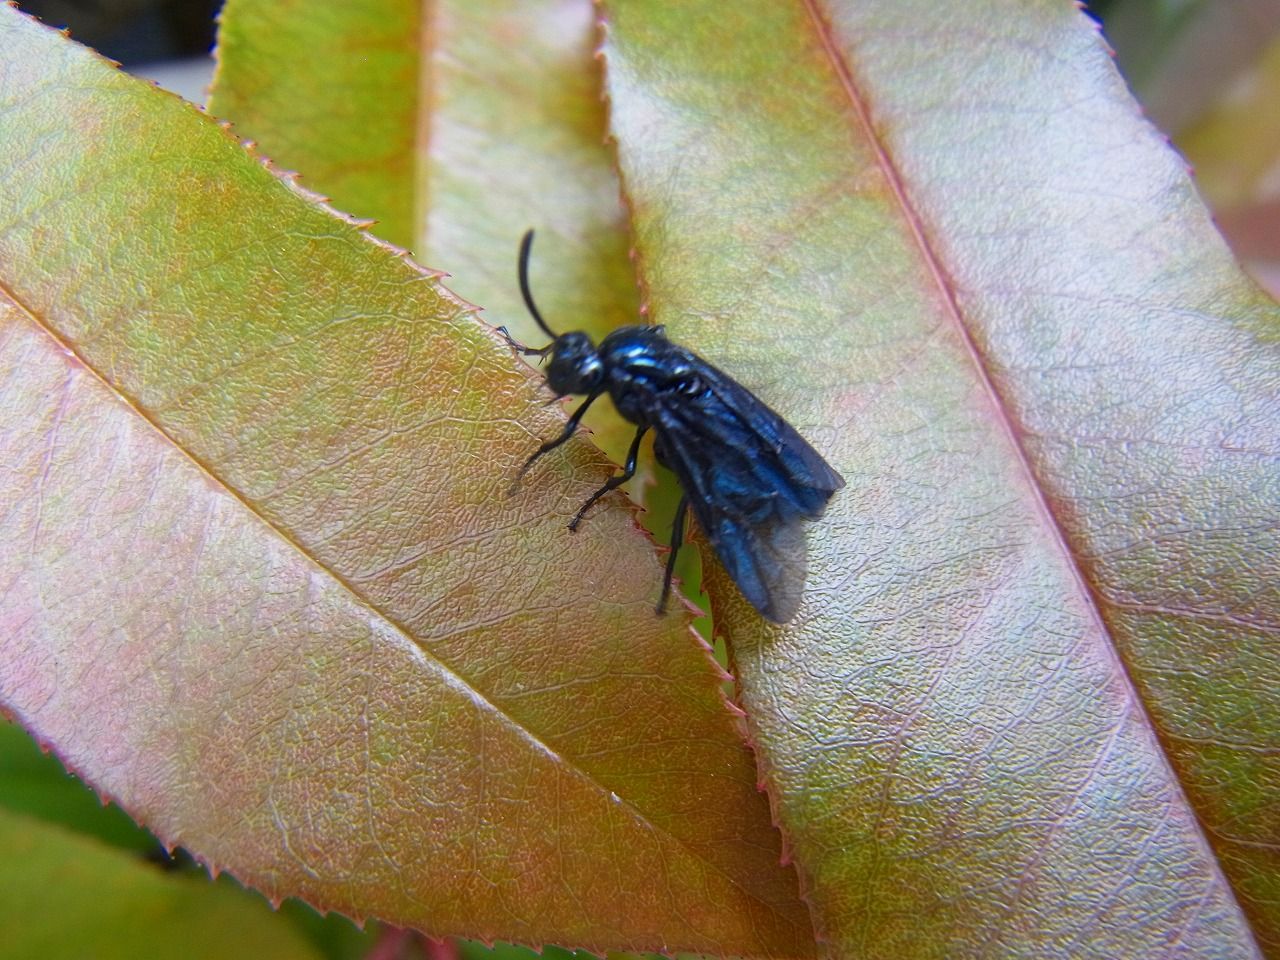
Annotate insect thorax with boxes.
[598,326,694,426]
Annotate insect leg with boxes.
[567,426,648,532]
[657,495,690,616]
[516,389,603,482]
[494,325,549,357]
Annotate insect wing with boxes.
[652,361,843,623]
[698,363,846,510]
[700,497,808,624]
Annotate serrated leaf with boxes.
[0,9,810,956]
[0,719,156,854]
[209,0,421,250]
[600,1,1279,957]
[211,0,712,691]
[210,0,641,466]
[0,716,376,956]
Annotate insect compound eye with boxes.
[545,332,604,396]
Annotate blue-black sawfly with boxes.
[499,231,844,623]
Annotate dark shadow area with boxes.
[17,0,220,64]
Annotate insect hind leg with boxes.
[657,495,690,616]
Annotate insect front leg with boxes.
[568,426,649,532]
[657,495,690,616]
[494,325,548,357]
[515,389,603,484]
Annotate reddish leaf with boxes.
[0,9,810,955]
[600,0,1278,956]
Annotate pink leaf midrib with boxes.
[0,275,806,943]
[797,0,1252,928]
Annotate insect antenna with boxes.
[493,230,559,357]
[519,229,559,340]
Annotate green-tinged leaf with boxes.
[209,0,421,249]
[211,0,641,466]
[457,942,599,960]
[212,0,702,703]
[600,0,1278,957]
[0,719,157,854]
[0,808,321,960]
[0,10,811,956]
[274,900,379,960]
